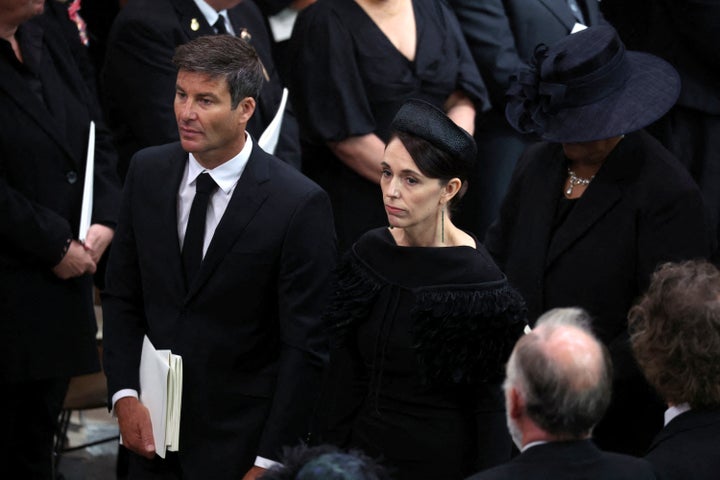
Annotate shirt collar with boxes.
[522,440,548,452]
[186,133,253,194]
[192,0,228,30]
[665,403,691,426]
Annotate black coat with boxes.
[485,130,710,454]
[102,141,336,477]
[101,0,300,180]
[0,17,120,383]
[645,409,720,480]
[465,440,657,480]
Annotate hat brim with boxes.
[524,52,680,143]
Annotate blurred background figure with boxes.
[629,260,720,480]
[486,25,711,456]
[0,0,121,477]
[466,308,657,480]
[102,0,300,181]
[448,0,606,238]
[259,444,390,480]
[601,0,720,262]
[287,0,488,252]
[315,99,527,480]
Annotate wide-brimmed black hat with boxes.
[391,99,477,166]
[505,25,680,143]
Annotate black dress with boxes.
[288,0,489,252]
[316,228,527,480]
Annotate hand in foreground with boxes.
[83,223,114,263]
[242,465,268,480]
[115,397,156,459]
[52,240,96,279]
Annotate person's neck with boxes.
[355,0,407,16]
[394,215,460,247]
[194,140,245,170]
[0,23,18,43]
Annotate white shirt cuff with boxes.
[111,389,139,415]
[255,456,282,469]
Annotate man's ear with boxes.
[236,97,256,124]
[508,386,525,420]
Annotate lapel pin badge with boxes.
[190,18,200,31]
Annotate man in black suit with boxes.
[102,0,300,181]
[102,34,336,480]
[466,308,657,480]
[448,0,606,238]
[629,260,720,480]
[0,1,121,477]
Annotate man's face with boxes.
[205,0,242,11]
[0,0,44,25]
[174,70,250,167]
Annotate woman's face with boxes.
[562,136,624,164]
[381,138,447,231]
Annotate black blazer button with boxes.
[66,171,78,184]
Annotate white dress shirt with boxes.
[192,0,235,35]
[177,135,252,256]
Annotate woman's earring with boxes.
[441,205,445,243]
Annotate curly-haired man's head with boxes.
[629,260,720,409]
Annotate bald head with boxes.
[506,308,612,440]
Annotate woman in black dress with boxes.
[316,100,527,480]
[288,0,488,252]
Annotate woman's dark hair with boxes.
[394,131,472,208]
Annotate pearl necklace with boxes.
[565,168,594,197]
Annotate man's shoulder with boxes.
[128,142,185,175]
[259,149,327,198]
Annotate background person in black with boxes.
[102,0,301,181]
[0,0,121,477]
[486,25,711,456]
[287,0,488,253]
[448,0,606,239]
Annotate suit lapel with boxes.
[185,144,270,301]
[158,145,188,298]
[537,0,578,30]
[0,24,76,165]
[518,146,567,289]
[174,0,215,39]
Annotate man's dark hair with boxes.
[173,34,264,108]
[259,443,391,480]
[629,260,720,409]
[506,308,613,439]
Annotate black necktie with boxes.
[213,16,228,35]
[182,172,218,286]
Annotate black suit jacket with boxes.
[448,0,605,109]
[0,18,120,383]
[466,440,657,480]
[645,409,720,480]
[102,0,300,180]
[102,141,336,477]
